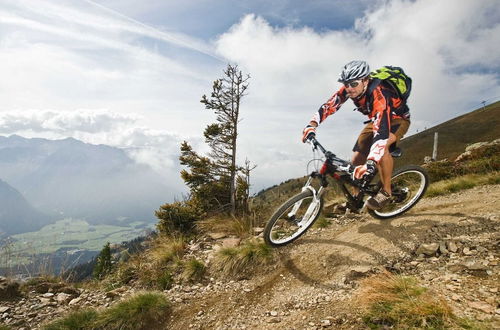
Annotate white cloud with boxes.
[0,109,138,134]
[215,0,500,191]
[0,0,499,195]
[0,110,192,192]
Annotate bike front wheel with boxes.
[368,165,429,219]
[264,189,324,247]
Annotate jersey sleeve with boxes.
[310,87,348,124]
[367,86,391,163]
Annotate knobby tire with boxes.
[368,165,429,219]
[264,190,324,247]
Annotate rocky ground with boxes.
[1,184,499,329]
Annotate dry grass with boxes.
[212,239,274,277]
[149,235,186,265]
[181,258,206,282]
[358,272,453,329]
[99,235,187,290]
[196,215,254,238]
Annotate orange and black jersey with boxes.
[310,80,410,163]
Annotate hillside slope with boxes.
[397,101,500,166]
[0,179,50,236]
[164,184,499,329]
[3,187,498,329]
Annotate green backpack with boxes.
[369,66,412,102]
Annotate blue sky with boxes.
[0,0,499,196]
[93,0,370,37]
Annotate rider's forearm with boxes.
[311,88,346,124]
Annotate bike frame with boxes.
[300,137,380,212]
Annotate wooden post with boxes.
[432,132,438,161]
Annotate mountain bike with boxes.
[263,137,429,247]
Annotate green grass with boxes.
[94,292,170,329]
[43,292,170,330]
[426,172,500,197]
[213,240,274,276]
[11,219,154,253]
[182,258,206,282]
[43,309,98,330]
[312,215,331,228]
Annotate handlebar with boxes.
[307,136,377,187]
[307,136,352,172]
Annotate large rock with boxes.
[416,243,439,256]
[220,238,241,248]
[344,266,373,283]
[465,142,489,152]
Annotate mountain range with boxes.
[0,135,176,235]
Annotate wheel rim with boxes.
[268,196,321,245]
[373,170,426,217]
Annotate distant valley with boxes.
[0,135,178,274]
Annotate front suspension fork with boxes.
[287,177,325,219]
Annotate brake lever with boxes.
[307,137,318,151]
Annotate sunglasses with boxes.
[344,80,361,88]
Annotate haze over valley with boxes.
[0,134,177,274]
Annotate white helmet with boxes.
[338,60,370,82]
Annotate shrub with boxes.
[425,143,500,183]
[156,200,203,236]
[93,242,112,279]
[182,258,206,282]
[424,159,457,182]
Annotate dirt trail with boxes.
[167,184,500,329]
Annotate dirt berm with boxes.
[167,184,500,329]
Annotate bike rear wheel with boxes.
[369,165,429,219]
[264,190,324,247]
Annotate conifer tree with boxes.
[200,64,249,215]
[93,242,112,279]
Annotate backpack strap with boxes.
[364,79,381,115]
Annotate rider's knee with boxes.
[351,151,367,166]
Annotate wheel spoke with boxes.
[264,190,323,246]
[372,166,428,218]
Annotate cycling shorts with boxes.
[352,118,410,156]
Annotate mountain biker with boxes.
[301,60,410,210]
